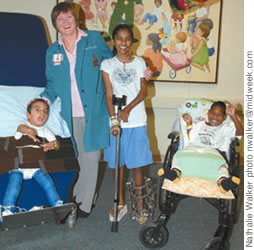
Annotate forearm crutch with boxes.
[111,95,126,233]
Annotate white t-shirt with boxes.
[189,120,236,152]
[15,121,56,142]
[101,56,147,128]
[196,7,209,18]
[153,6,163,18]
[175,42,184,50]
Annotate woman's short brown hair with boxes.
[51,2,77,30]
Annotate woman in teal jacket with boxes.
[41,2,113,217]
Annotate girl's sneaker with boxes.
[109,205,128,222]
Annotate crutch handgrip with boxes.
[112,130,119,136]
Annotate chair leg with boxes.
[214,199,233,244]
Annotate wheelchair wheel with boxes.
[139,223,169,249]
[204,237,229,250]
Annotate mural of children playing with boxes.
[142,33,163,77]
[139,0,164,30]
[191,23,211,73]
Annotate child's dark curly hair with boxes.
[210,101,226,115]
[27,98,49,114]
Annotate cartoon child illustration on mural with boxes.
[142,33,163,77]
[187,4,210,35]
[202,18,215,57]
[108,0,143,36]
[95,0,108,29]
[172,12,184,32]
[162,31,188,67]
[80,0,95,27]
[134,2,144,24]
[139,0,164,30]
[159,12,172,46]
[191,22,211,72]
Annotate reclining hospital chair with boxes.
[0,12,79,230]
[139,98,241,249]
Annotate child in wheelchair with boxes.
[159,101,243,193]
[1,99,62,218]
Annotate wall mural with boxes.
[58,0,222,83]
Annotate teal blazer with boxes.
[41,30,113,153]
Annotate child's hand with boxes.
[226,103,236,117]
[41,141,59,152]
[182,113,192,126]
[119,107,131,123]
[25,128,40,142]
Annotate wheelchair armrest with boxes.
[230,137,240,148]
[229,137,241,177]
[168,131,179,141]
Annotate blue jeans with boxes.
[3,169,62,213]
[3,170,23,213]
[187,18,196,34]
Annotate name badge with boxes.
[53,53,63,65]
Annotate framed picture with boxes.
[57,0,222,83]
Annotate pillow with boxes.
[179,98,212,124]
[172,145,226,181]
[0,86,70,137]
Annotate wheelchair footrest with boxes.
[0,203,77,231]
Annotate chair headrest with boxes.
[0,12,49,87]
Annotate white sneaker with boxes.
[0,206,2,225]
[2,206,14,216]
[109,205,128,222]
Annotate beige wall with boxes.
[1,0,243,161]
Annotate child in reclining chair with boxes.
[1,98,63,217]
[160,101,244,193]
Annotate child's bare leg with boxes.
[205,63,211,73]
[146,23,153,30]
[119,167,125,206]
